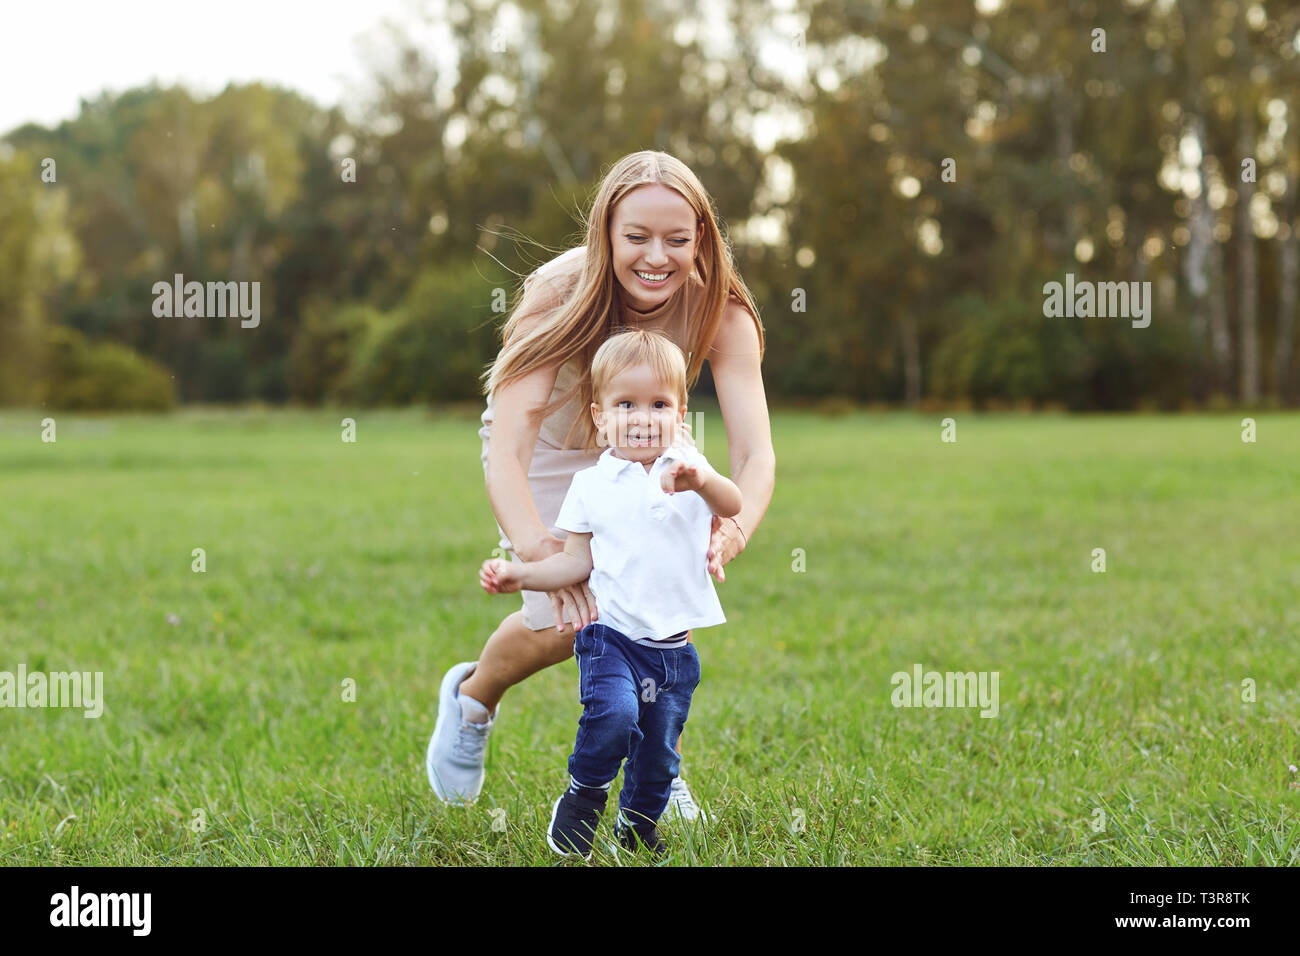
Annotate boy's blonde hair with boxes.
[590,328,688,408]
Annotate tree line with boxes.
[1,0,1296,411]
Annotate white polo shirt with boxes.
[554,443,726,646]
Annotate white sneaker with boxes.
[426,661,496,804]
[665,775,709,824]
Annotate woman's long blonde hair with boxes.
[480,150,764,452]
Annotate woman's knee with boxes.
[501,611,574,662]
[541,626,577,664]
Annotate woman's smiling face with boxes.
[608,184,701,314]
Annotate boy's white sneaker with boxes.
[665,775,710,824]
[426,661,496,804]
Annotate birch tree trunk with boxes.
[1235,18,1259,405]
[1276,159,1298,403]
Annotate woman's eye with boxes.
[655,401,667,408]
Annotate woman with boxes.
[427,150,775,820]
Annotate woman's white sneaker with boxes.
[426,661,497,804]
[665,775,709,824]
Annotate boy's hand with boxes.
[480,558,523,594]
[661,460,707,495]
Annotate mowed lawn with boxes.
[1,405,1297,866]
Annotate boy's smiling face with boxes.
[591,363,686,466]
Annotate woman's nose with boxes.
[646,241,669,266]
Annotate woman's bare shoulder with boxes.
[707,294,762,359]
[526,245,587,289]
[512,246,585,329]
[509,249,581,332]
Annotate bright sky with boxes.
[0,0,814,148]
[0,0,442,133]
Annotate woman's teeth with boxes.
[635,270,671,284]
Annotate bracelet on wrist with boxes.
[728,515,747,548]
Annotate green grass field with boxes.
[1,405,1298,865]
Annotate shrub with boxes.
[40,325,176,411]
[287,300,377,404]
[930,294,1091,409]
[342,265,503,405]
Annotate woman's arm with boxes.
[484,275,571,563]
[485,358,563,563]
[705,299,776,575]
[482,281,600,631]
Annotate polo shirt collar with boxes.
[596,444,693,479]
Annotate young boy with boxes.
[479,328,742,859]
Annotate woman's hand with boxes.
[523,534,598,634]
[549,579,597,634]
[706,515,746,584]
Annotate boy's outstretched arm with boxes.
[661,460,743,519]
[697,468,742,519]
[480,531,594,594]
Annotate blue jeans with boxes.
[568,623,702,827]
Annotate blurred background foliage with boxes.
[1,0,1298,411]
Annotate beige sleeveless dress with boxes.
[479,246,703,630]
